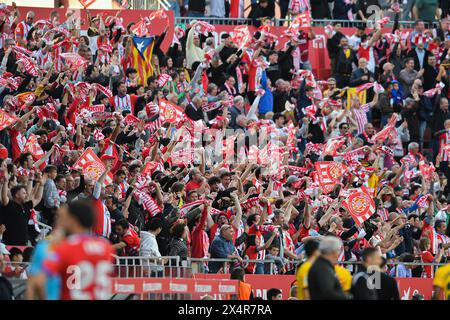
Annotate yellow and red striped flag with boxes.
[131,36,155,85]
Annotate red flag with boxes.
[24,134,44,160]
[295,11,312,28]
[15,52,40,77]
[130,18,148,37]
[157,73,172,87]
[179,200,204,218]
[16,92,36,107]
[355,82,375,93]
[231,25,251,51]
[60,53,89,71]
[194,21,215,36]
[92,83,113,98]
[123,114,140,126]
[36,103,58,120]
[314,161,347,194]
[342,186,375,225]
[323,137,346,156]
[159,99,186,123]
[73,148,113,185]
[133,190,162,217]
[148,9,168,21]
[0,109,19,131]
[419,161,435,182]
[371,114,397,143]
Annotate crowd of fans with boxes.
[168,0,449,25]
[0,0,450,300]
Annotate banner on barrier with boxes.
[14,6,175,52]
[113,277,239,296]
[194,274,437,300]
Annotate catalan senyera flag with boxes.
[347,87,366,110]
[131,36,155,85]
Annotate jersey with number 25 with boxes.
[43,234,114,300]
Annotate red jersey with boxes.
[420,250,434,278]
[297,32,310,62]
[109,94,138,114]
[190,207,210,258]
[15,21,32,44]
[43,234,114,300]
[8,128,26,162]
[92,199,112,239]
[288,223,299,245]
[185,179,202,193]
[121,228,141,256]
[247,59,260,92]
[243,245,258,274]
[248,224,265,260]
[438,131,450,162]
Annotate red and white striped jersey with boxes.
[111,94,137,114]
[34,49,52,69]
[283,230,296,272]
[353,103,370,135]
[15,21,32,43]
[288,0,310,14]
[118,180,129,199]
[229,0,244,18]
[438,131,450,162]
[0,33,10,50]
[92,198,112,239]
[437,233,450,257]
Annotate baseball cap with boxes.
[286,175,300,186]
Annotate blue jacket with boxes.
[259,71,273,114]
[209,235,236,273]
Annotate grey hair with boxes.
[319,236,342,255]
[275,79,284,87]
[408,142,419,151]
[404,97,415,106]
[233,95,244,105]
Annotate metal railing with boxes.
[174,17,427,29]
[113,255,192,278]
[131,0,161,10]
[113,255,449,277]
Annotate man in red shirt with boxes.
[294,28,316,71]
[37,200,114,300]
[109,82,138,114]
[113,219,141,256]
[185,168,205,193]
[190,204,211,259]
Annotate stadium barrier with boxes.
[112,277,240,299]
[112,256,447,278]
[173,17,422,29]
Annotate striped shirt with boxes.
[288,0,310,13]
[352,103,370,135]
[438,131,450,162]
[15,21,32,42]
[114,95,132,113]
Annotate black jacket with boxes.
[0,276,13,300]
[407,49,431,71]
[185,103,207,122]
[377,272,401,300]
[308,256,350,300]
[351,267,378,300]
